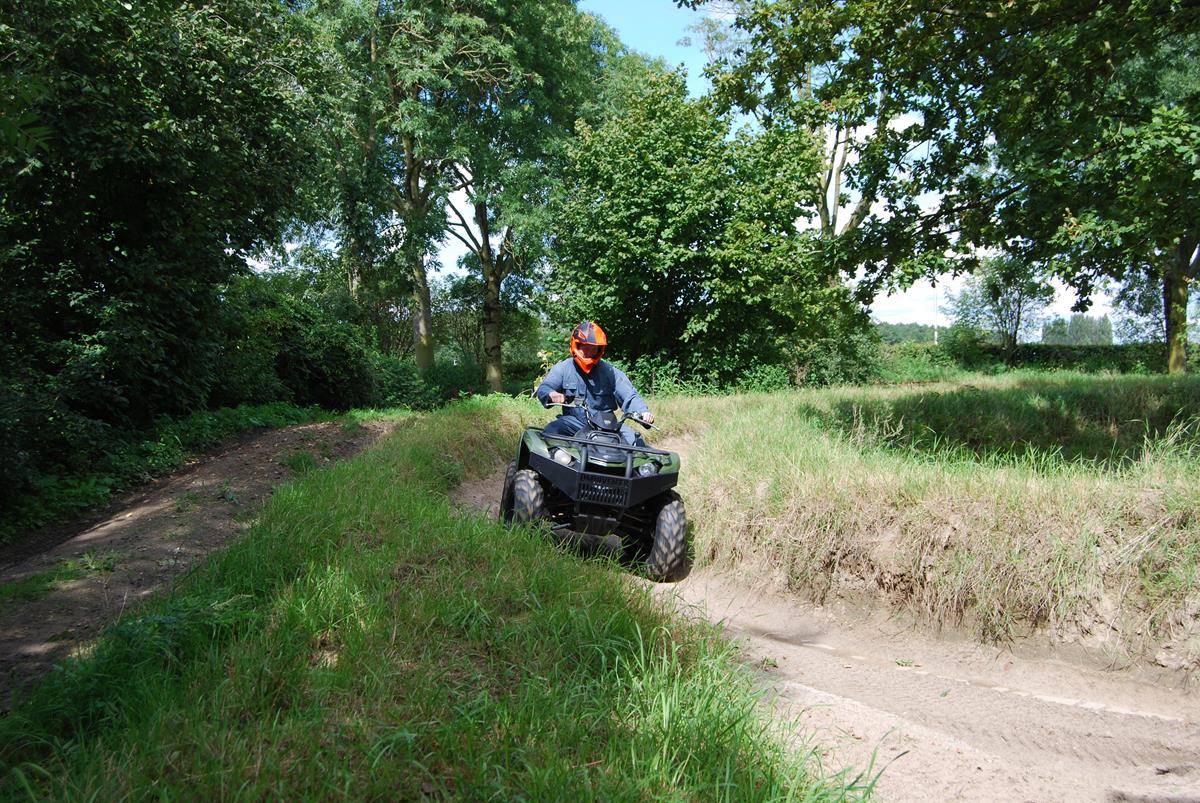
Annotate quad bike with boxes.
[499,400,688,581]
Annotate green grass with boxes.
[801,371,1200,468]
[1,397,849,801]
[279,450,319,474]
[0,552,119,607]
[655,372,1200,662]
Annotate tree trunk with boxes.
[475,202,504,394]
[482,268,503,393]
[411,259,435,372]
[1165,234,1194,374]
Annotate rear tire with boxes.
[499,461,517,523]
[510,468,545,525]
[646,491,687,582]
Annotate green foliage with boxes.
[371,356,441,411]
[610,355,722,398]
[212,273,375,411]
[875,321,937,344]
[945,257,1055,359]
[552,72,842,384]
[1041,314,1113,345]
[876,342,960,384]
[795,329,883,388]
[1,0,327,426]
[706,0,1198,369]
[975,344,1199,374]
[736,362,795,393]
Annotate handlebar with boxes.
[542,398,658,430]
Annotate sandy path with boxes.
[453,460,1200,802]
[657,573,1200,802]
[0,419,395,706]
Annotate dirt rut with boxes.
[453,463,1200,802]
[0,419,395,706]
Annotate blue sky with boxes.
[578,0,711,97]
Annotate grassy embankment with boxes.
[656,371,1200,666]
[1,397,849,801]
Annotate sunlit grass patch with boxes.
[0,552,121,607]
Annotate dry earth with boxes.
[452,448,1200,803]
[0,419,395,707]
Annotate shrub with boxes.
[794,330,882,387]
[736,362,794,393]
[876,342,960,383]
[372,356,440,410]
[610,355,721,397]
[212,275,375,411]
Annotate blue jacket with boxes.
[535,359,649,423]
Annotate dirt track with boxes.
[0,419,395,706]
[453,461,1200,802]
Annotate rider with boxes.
[535,321,654,446]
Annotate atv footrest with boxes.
[578,473,630,507]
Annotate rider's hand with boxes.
[548,391,566,404]
[639,411,655,425]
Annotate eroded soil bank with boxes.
[0,419,395,705]
[453,458,1200,802]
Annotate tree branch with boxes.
[445,198,483,253]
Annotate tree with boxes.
[1041,318,1070,346]
[1,0,326,426]
[691,0,1199,369]
[320,0,536,373]
[1042,314,1113,345]
[874,322,936,344]
[551,72,836,381]
[441,2,599,391]
[431,270,541,384]
[946,258,1053,361]
[1112,264,1200,344]
[685,0,906,283]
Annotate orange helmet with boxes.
[569,321,607,373]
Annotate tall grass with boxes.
[1,397,848,801]
[657,373,1200,663]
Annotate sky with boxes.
[434,0,1114,329]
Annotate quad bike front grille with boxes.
[578,473,630,507]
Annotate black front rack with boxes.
[532,426,672,457]
[531,426,672,482]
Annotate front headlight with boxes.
[552,447,575,466]
[637,461,660,476]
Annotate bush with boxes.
[978,343,1198,373]
[941,338,1200,374]
[876,342,960,383]
[939,324,992,368]
[736,362,794,393]
[794,331,882,387]
[212,275,375,411]
[372,356,440,410]
[610,355,721,397]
